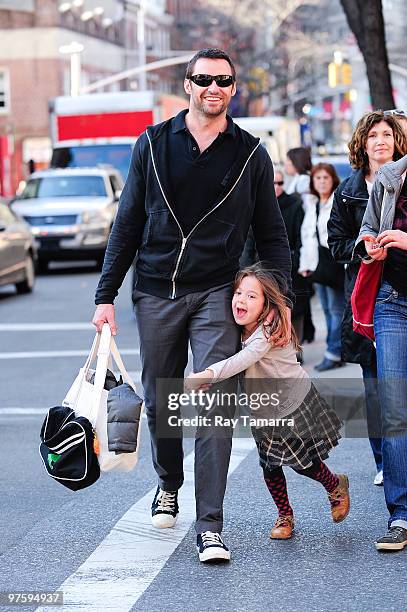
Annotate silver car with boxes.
[12,167,123,271]
[0,199,36,294]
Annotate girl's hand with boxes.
[184,370,214,392]
[377,229,407,251]
[361,235,387,261]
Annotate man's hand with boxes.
[361,235,387,262]
[299,270,312,277]
[92,304,117,335]
[377,229,407,251]
[185,370,214,392]
[267,306,292,347]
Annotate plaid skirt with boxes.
[252,383,342,471]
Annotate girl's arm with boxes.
[185,333,271,391]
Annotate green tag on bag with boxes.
[48,452,61,470]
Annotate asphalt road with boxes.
[0,263,405,612]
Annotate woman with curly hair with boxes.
[327,110,407,486]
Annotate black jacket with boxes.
[95,112,292,304]
[327,169,376,366]
[95,113,292,304]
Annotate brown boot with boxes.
[270,515,294,540]
[328,474,350,523]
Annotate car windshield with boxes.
[20,176,107,199]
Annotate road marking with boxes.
[0,323,94,331]
[36,438,255,612]
[0,349,140,359]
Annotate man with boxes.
[92,48,292,563]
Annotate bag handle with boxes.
[87,324,138,426]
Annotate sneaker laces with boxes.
[156,489,177,512]
[201,531,223,546]
[388,526,406,540]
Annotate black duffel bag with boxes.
[39,405,100,491]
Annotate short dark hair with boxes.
[286,147,312,175]
[185,48,236,81]
[310,163,340,197]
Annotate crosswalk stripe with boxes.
[35,438,255,612]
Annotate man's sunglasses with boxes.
[189,74,235,88]
[274,181,284,186]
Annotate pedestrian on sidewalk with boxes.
[299,163,345,372]
[355,154,407,552]
[328,111,407,485]
[186,265,350,541]
[284,147,316,344]
[273,168,308,362]
[92,48,293,563]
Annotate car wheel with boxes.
[16,254,35,294]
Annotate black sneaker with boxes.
[151,486,178,529]
[375,526,407,551]
[196,531,231,563]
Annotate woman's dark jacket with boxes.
[278,192,308,318]
[327,169,376,366]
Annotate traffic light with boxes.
[328,62,339,88]
[341,62,352,86]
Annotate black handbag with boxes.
[310,201,345,290]
[39,405,100,491]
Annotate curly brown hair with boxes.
[348,110,407,172]
[234,264,300,351]
[310,163,340,198]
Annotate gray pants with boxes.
[133,283,240,534]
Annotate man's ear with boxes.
[231,82,237,96]
[184,79,192,95]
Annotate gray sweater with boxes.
[208,325,311,419]
[354,155,407,259]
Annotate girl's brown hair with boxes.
[234,264,300,351]
[348,110,407,172]
[310,163,340,198]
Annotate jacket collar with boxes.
[171,109,236,138]
[341,168,368,200]
[377,155,407,192]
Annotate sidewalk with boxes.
[302,295,361,378]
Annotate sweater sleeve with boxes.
[251,153,293,304]
[95,135,148,304]
[208,334,271,382]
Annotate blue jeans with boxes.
[374,281,407,528]
[361,361,383,472]
[315,283,345,361]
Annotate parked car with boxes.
[0,199,37,294]
[312,155,352,181]
[11,167,123,271]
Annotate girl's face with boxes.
[284,157,296,176]
[365,120,395,166]
[312,170,334,199]
[232,276,265,330]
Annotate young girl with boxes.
[186,264,350,540]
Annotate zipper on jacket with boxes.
[146,130,260,299]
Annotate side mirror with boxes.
[114,190,122,201]
[0,224,6,232]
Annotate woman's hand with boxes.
[184,370,214,392]
[361,235,388,261]
[377,229,407,251]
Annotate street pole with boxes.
[137,0,147,90]
[59,42,84,97]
